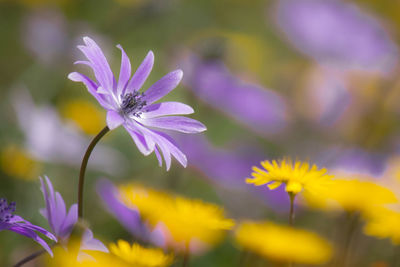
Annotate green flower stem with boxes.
[289,193,295,226]
[78,126,110,218]
[14,243,57,267]
[182,244,190,267]
[288,193,296,267]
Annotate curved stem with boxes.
[78,126,110,218]
[14,243,56,267]
[288,193,296,267]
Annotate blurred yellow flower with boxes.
[304,178,397,214]
[156,197,235,246]
[0,145,41,180]
[246,158,333,194]
[364,208,400,245]
[46,240,172,267]
[235,221,332,265]
[60,99,104,135]
[118,185,173,221]
[118,185,234,250]
[45,241,113,267]
[110,240,173,267]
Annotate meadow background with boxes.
[1,0,400,266]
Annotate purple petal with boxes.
[142,102,194,118]
[9,225,54,256]
[59,204,77,238]
[53,192,67,236]
[79,37,115,92]
[106,110,124,130]
[149,130,187,170]
[157,141,172,170]
[123,124,152,155]
[116,44,132,96]
[68,72,114,110]
[138,116,207,134]
[155,131,187,168]
[40,176,55,232]
[80,229,108,253]
[19,222,57,241]
[142,70,183,104]
[96,179,150,241]
[154,146,163,167]
[125,51,154,94]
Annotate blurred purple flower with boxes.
[0,198,56,256]
[11,88,125,175]
[21,8,68,65]
[178,135,289,211]
[274,0,398,74]
[316,146,387,178]
[96,179,165,247]
[40,176,77,241]
[69,37,206,170]
[181,56,288,136]
[96,179,149,240]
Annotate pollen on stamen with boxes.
[120,92,147,117]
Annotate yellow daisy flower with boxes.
[110,240,173,267]
[246,158,333,195]
[304,178,397,214]
[235,221,332,265]
[156,197,235,246]
[118,185,234,250]
[46,240,172,267]
[363,208,400,245]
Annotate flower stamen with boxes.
[120,92,146,117]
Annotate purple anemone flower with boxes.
[40,176,77,241]
[180,55,288,136]
[274,0,398,74]
[68,37,206,170]
[0,198,57,256]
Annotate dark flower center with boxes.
[120,92,146,117]
[0,198,15,223]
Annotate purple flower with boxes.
[68,37,206,170]
[39,176,108,256]
[178,135,289,211]
[181,55,288,136]
[96,179,149,241]
[0,198,57,256]
[11,88,126,175]
[40,176,77,241]
[274,0,398,74]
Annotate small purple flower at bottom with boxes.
[68,37,206,170]
[39,176,108,256]
[0,198,57,256]
[40,176,77,242]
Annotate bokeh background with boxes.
[1,0,400,266]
